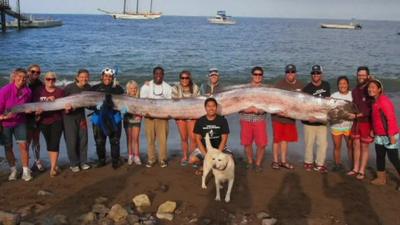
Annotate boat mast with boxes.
[123,0,126,14]
[150,0,153,13]
[136,0,139,14]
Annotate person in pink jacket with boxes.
[368,79,400,190]
[0,68,33,181]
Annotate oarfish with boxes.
[9,86,356,123]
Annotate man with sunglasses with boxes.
[239,66,268,172]
[302,65,331,173]
[90,68,124,169]
[140,66,172,168]
[26,64,45,172]
[271,64,304,170]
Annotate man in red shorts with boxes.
[347,66,373,180]
[271,64,304,170]
[239,66,268,172]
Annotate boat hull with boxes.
[111,13,161,20]
[208,18,236,25]
[7,19,63,28]
[320,23,361,30]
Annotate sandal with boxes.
[356,172,365,180]
[245,162,254,169]
[194,168,203,176]
[347,170,359,176]
[180,159,189,167]
[271,162,281,170]
[280,162,294,170]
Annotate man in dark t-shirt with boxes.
[190,98,230,165]
[301,65,331,173]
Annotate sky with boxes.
[9,0,400,21]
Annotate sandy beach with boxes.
[1,110,400,225]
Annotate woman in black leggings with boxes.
[368,79,400,190]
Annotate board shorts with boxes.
[351,121,373,144]
[240,119,268,146]
[272,121,298,143]
[331,127,351,136]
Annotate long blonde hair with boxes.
[126,80,140,97]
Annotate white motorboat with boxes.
[208,11,236,25]
[321,20,362,30]
[98,0,161,20]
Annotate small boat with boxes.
[320,20,362,30]
[7,15,63,28]
[208,11,236,25]
[98,0,161,20]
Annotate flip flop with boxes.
[356,172,365,180]
[347,170,359,176]
[280,162,294,170]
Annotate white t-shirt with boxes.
[330,91,353,130]
[140,80,172,99]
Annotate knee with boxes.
[110,137,120,146]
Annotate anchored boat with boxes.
[321,20,362,30]
[208,11,236,25]
[98,0,161,20]
[7,15,63,28]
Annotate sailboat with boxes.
[98,0,161,20]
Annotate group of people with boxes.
[0,64,399,191]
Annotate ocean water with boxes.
[1,15,400,90]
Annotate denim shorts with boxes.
[2,123,27,147]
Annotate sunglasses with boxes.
[45,78,56,82]
[30,70,41,75]
[286,71,296,74]
[312,72,322,75]
[180,76,190,80]
[252,73,263,76]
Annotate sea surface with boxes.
[1,15,400,90]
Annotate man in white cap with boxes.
[200,68,223,96]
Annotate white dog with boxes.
[201,133,235,202]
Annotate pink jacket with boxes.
[371,94,399,136]
[0,83,32,128]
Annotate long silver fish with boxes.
[9,86,355,123]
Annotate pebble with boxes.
[37,190,54,196]
[95,197,108,204]
[261,217,277,225]
[107,204,128,222]
[0,210,21,225]
[79,212,96,225]
[156,212,174,221]
[132,194,151,212]
[52,214,68,225]
[156,201,176,214]
[256,211,270,220]
[126,214,139,224]
[92,204,110,218]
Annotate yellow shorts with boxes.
[331,128,351,136]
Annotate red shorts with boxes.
[240,120,268,147]
[272,121,298,143]
[351,121,373,144]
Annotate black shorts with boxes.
[40,120,63,152]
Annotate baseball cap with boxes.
[285,64,296,73]
[208,68,219,76]
[311,65,323,74]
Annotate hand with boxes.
[35,108,43,115]
[356,113,363,118]
[308,116,318,123]
[24,109,33,114]
[348,113,356,120]
[96,102,103,110]
[120,106,129,115]
[244,106,257,114]
[370,130,374,138]
[1,113,13,120]
[277,111,288,117]
[390,136,396,145]
[47,96,56,101]
[65,103,73,112]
